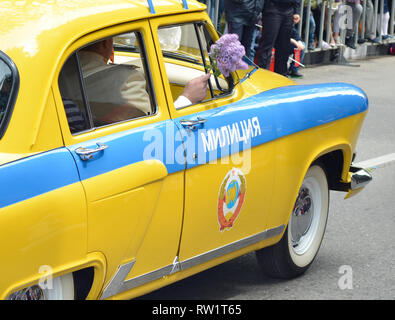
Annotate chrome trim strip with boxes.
[100,260,135,300]
[180,225,285,271]
[170,256,180,275]
[120,264,174,293]
[102,225,285,299]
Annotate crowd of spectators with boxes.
[198,0,394,78]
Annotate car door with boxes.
[150,13,280,269]
[52,21,186,296]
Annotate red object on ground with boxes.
[270,48,275,71]
[294,48,301,67]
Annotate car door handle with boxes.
[179,117,207,130]
[75,143,108,161]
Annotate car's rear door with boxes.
[52,20,186,298]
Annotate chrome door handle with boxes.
[179,117,207,130]
[75,143,108,161]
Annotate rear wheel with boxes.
[256,163,329,278]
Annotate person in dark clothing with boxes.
[224,0,264,59]
[288,26,305,78]
[197,0,224,31]
[256,0,301,76]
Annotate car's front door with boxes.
[151,14,279,269]
[53,22,186,297]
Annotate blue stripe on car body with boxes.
[0,83,368,209]
[176,83,368,167]
[66,120,186,181]
[0,148,80,209]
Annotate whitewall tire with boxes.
[256,163,329,279]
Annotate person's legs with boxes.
[240,24,255,59]
[273,8,294,76]
[309,12,316,49]
[378,12,390,35]
[343,2,362,48]
[333,6,341,34]
[346,3,362,38]
[256,13,283,69]
[228,22,255,58]
[324,7,335,46]
[354,4,363,33]
[365,0,375,39]
[302,7,316,49]
[228,22,244,41]
[333,6,342,44]
[311,7,321,45]
[249,27,259,61]
[383,12,390,35]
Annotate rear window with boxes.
[0,51,18,139]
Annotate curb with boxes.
[303,40,395,66]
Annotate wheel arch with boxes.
[312,144,353,191]
[280,143,352,231]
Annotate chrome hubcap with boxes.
[290,183,319,254]
[291,187,314,246]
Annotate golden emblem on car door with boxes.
[217,168,247,231]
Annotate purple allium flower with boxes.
[209,34,248,77]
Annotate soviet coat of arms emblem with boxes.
[217,168,247,231]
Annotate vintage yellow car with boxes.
[0,0,372,300]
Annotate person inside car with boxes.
[79,38,211,122]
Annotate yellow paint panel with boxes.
[179,142,276,262]
[83,160,167,202]
[0,182,87,298]
[344,188,364,199]
[125,172,184,280]
[266,112,366,230]
[30,89,64,152]
[83,160,169,283]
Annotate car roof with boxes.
[0,0,205,153]
[1,0,204,58]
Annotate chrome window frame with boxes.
[58,30,158,135]
[156,21,236,110]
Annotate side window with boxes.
[157,22,234,109]
[0,52,18,139]
[58,31,156,134]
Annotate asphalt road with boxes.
[140,56,395,300]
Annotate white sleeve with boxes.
[174,95,192,108]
